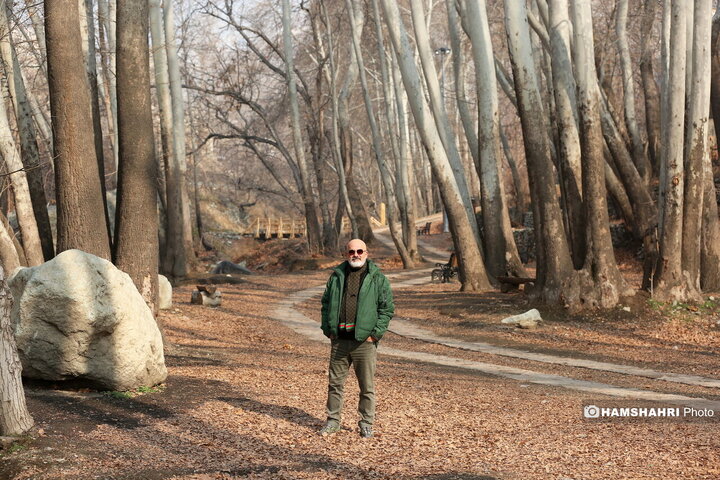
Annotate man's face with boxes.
[347,240,368,268]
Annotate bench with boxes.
[431,253,459,283]
[417,221,432,236]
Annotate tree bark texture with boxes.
[45,0,111,259]
[114,0,159,313]
[680,0,712,298]
[573,0,631,308]
[0,267,33,435]
[79,0,113,245]
[548,0,585,268]
[654,0,689,301]
[504,0,576,304]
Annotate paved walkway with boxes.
[273,232,720,413]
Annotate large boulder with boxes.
[158,274,172,310]
[8,249,167,391]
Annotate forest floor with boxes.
[1,229,719,479]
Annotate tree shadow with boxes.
[218,395,322,429]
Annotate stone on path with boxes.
[8,249,167,390]
[501,309,542,329]
[158,274,172,310]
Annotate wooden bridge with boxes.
[242,204,387,240]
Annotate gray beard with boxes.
[349,258,366,268]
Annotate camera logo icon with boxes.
[584,405,600,418]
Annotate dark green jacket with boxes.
[320,260,394,341]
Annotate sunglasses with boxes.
[348,249,365,256]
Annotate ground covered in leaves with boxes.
[1,235,719,479]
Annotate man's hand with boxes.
[366,336,376,343]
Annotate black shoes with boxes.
[359,425,373,438]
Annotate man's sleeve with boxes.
[371,275,394,340]
[320,276,332,337]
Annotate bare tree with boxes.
[380,0,491,291]
[345,0,413,267]
[113,0,159,312]
[0,4,54,261]
[45,0,111,259]
[281,0,322,252]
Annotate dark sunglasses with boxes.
[348,249,365,255]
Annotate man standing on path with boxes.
[319,238,394,438]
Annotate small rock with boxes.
[622,306,631,312]
[501,308,542,325]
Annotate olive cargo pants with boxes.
[326,338,377,427]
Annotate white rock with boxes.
[501,309,542,325]
[622,306,631,312]
[8,250,167,390]
[158,275,172,310]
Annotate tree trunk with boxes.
[163,0,196,268]
[334,2,373,243]
[281,0,323,253]
[149,0,184,277]
[372,0,420,262]
[0,80,44,266]
[409,0,480,244]
[320,0,357,244]
[548,0,585,268]
[504,0,577,303]
[0,267,33,435]
[457,0,525,278]
[0,4,53,261]
[712,10,720,150]
[113,0,159,313]
[616,0,651,183]
[346,0,413,268]
[0,217,20,273]
[701,150,720,291]
[680,0,712,298]
[640,0,662,173]
[380,0,491,291]
[654,0,689,301]
[573,0,631,308]
[390,47,421,262]
[46,0,111,259]
[600,99,658,290]
[79,0,113,245]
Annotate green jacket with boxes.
[320,260,394,341]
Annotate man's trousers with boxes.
[326,338,377,427]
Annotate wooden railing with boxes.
[240,217,307,239]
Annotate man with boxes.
[319,238,394,438]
